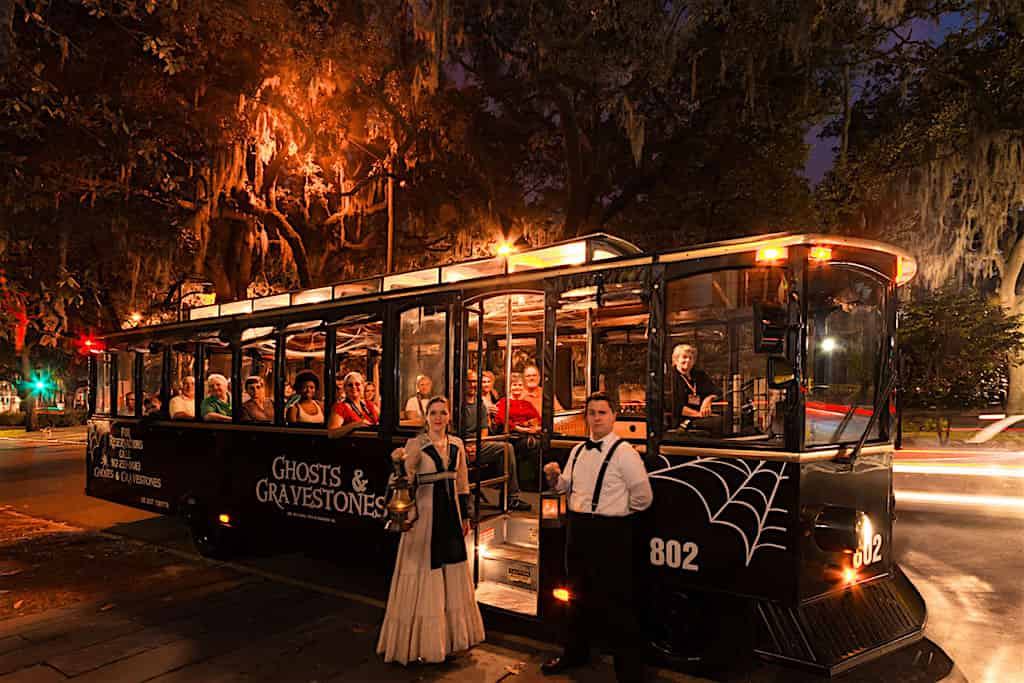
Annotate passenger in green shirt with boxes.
[201,373,232,422]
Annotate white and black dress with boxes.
[377,433,484,664]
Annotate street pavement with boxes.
[1,437,1019,681]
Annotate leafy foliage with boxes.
[899,288,1024,410]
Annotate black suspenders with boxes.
[567,438,625,514]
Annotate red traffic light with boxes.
[75,334,104,354]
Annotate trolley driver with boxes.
[542,392,653,682]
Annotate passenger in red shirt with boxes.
[494,373,541,435]
[328,371,379,438]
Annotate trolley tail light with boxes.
[553,588,571,602]
[755,246,788,264]
[843,567,857,584]
[217,513,231,526]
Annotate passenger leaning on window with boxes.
[287,371,323,425]
[201,374,232,422]
[328,371,379,438]
[670,343,721,436]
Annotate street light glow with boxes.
[821,337,837,353]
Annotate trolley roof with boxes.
[105,231,916,341]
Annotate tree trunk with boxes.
[999,236,1024,414]
[1008,355,1024,414]
[21,346,36,432]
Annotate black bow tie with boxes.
[584,439,602,451]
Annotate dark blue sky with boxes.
[801,12,966,186]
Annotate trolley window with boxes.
[201,344,233,422]
[240,332,276,423]
[399,306,447,428]
[95,353,112,414]
[554,283,648,439]
[284,326,326,427]
[330,314,383,431]
[169,346,196,420]
[141,351,163,416]
[806,265,887,446]
[663,268,788,446]
[116,350,136,417]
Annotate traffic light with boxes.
[23,371,54,396]
[75,333,104,355]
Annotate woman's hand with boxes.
[390,447,406,463]
[699,397,714,418]
[462,519,471,536]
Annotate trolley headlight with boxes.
[806,506,871,553]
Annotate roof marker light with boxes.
[896,255,918,286]
[755,246,788,264]
[809,246,833,262]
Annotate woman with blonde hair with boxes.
[378,396,484,664]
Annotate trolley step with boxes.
[480,542,538,591]
[755,565,926,676]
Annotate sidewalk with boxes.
[0,507,696,683]
[0,425,87,446]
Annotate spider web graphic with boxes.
[650,457,790,566]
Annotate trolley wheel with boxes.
[644,590,703,664]
[188,518,235,560]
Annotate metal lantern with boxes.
[384,454,416,533]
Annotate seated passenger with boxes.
[495,373,544,490]
[200,374,232,422]
[403,374,433,424]
[124,392,136,415]
[463,370,530,511]
[287,371,323,425]
[480,371,499,423]
[670,343,721,436]
[328,371,379,438]
[169,376,195,419]
[143,394,161,416]
[494,373,541,435]
[523,364,563,413]
[242,376,273,422]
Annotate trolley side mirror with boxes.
[767,357,796,389]
[753,302,786,354]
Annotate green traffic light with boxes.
[34,380,46,391]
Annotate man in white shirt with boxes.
[169,376,195,419]
[402,374,433,424]
[541,392,652,682]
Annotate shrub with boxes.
[0,412,25,427]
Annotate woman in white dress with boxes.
[377,396,485,664]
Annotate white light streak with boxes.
[896,490,1024,511]
[894,463,1024,479]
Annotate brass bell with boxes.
[385,451,416,533]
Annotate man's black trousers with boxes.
[563,511,644,682]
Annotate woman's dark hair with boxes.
[292,370,320,395]
[420,395,451,433]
